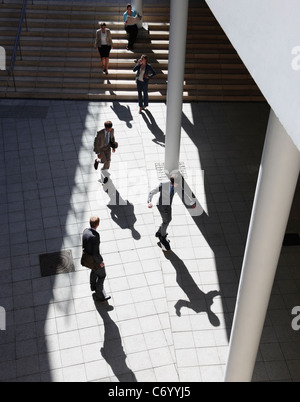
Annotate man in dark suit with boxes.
[81,216,111,302]
[94,120,118,184]
[148,174,196,250]
[148,176,177,249]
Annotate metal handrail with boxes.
[8,0,32,90]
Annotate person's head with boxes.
[104,120,113,132]
[170,174,180,188]
[127,3,132,13]
[140,54,148,65]
[100,22,106,32]
[90,216,100,229]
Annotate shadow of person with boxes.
[141,109,165,147]
[103,179,141,240]
[95,302,137,382]
[110,99,133,128]
[164,251,221,327]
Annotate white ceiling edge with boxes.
[206,0,300,152]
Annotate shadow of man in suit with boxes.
[103,179,141,240]
[164,251,221,327]
[95,302,137,382]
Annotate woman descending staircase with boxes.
[0,2,265,102]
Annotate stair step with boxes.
[0,2,264,102]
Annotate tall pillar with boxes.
[225,109,300,382]
[132,0,143,28]
[132,0,143,16]
[164,0,189,175]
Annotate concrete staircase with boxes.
[0,2,265,102]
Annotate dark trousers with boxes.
[157,205,172,237]
[137,80,149,107]
[90,267,107,300]
[125,24,138,48]
[99,145,111,170]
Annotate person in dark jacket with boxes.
[81,216,111,302]
[133,55,156,113]
[93,120,118,184]
[148,176,177,242]
[148,174,196,249]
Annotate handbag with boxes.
[81,250,98,270]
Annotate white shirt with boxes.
[138,65,146,82]
[100,30,108,45]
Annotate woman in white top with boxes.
[95,22,113,74]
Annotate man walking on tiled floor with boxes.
[93,120,118,184]
[81,216,111,302]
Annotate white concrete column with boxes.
[225,109,300,382]
[132,0,143,28]
[132,0,143,16]
[164,0,189,175]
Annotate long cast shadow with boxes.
[95,302,137,382]
[110,97,133,128]
[164,251,221,326]
[0,99,95,382]
[180,103,270,342]
[103,179,141,240]
[141,109,165,147]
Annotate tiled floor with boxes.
[0,98,299,382]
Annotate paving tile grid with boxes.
[0,98,299,382]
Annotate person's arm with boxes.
[133,63,140,73]
[93,132,100,154]
[110,130,117,153]
[107,29,113,47]
[94,30,99,48]
[178,182,197,208]
[145,64,156,80]
[91,236,104,266]
[94,130,104,155]
[148,184,161,207]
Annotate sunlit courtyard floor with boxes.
[0,98,299,382]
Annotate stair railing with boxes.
[8,0,32,90]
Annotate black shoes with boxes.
[160,236,171,251]
[156,233,171,251]
[94,159,99,170]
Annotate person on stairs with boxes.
[133,55,156,113]
[95,22,113,74]
[123,3,140,51]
